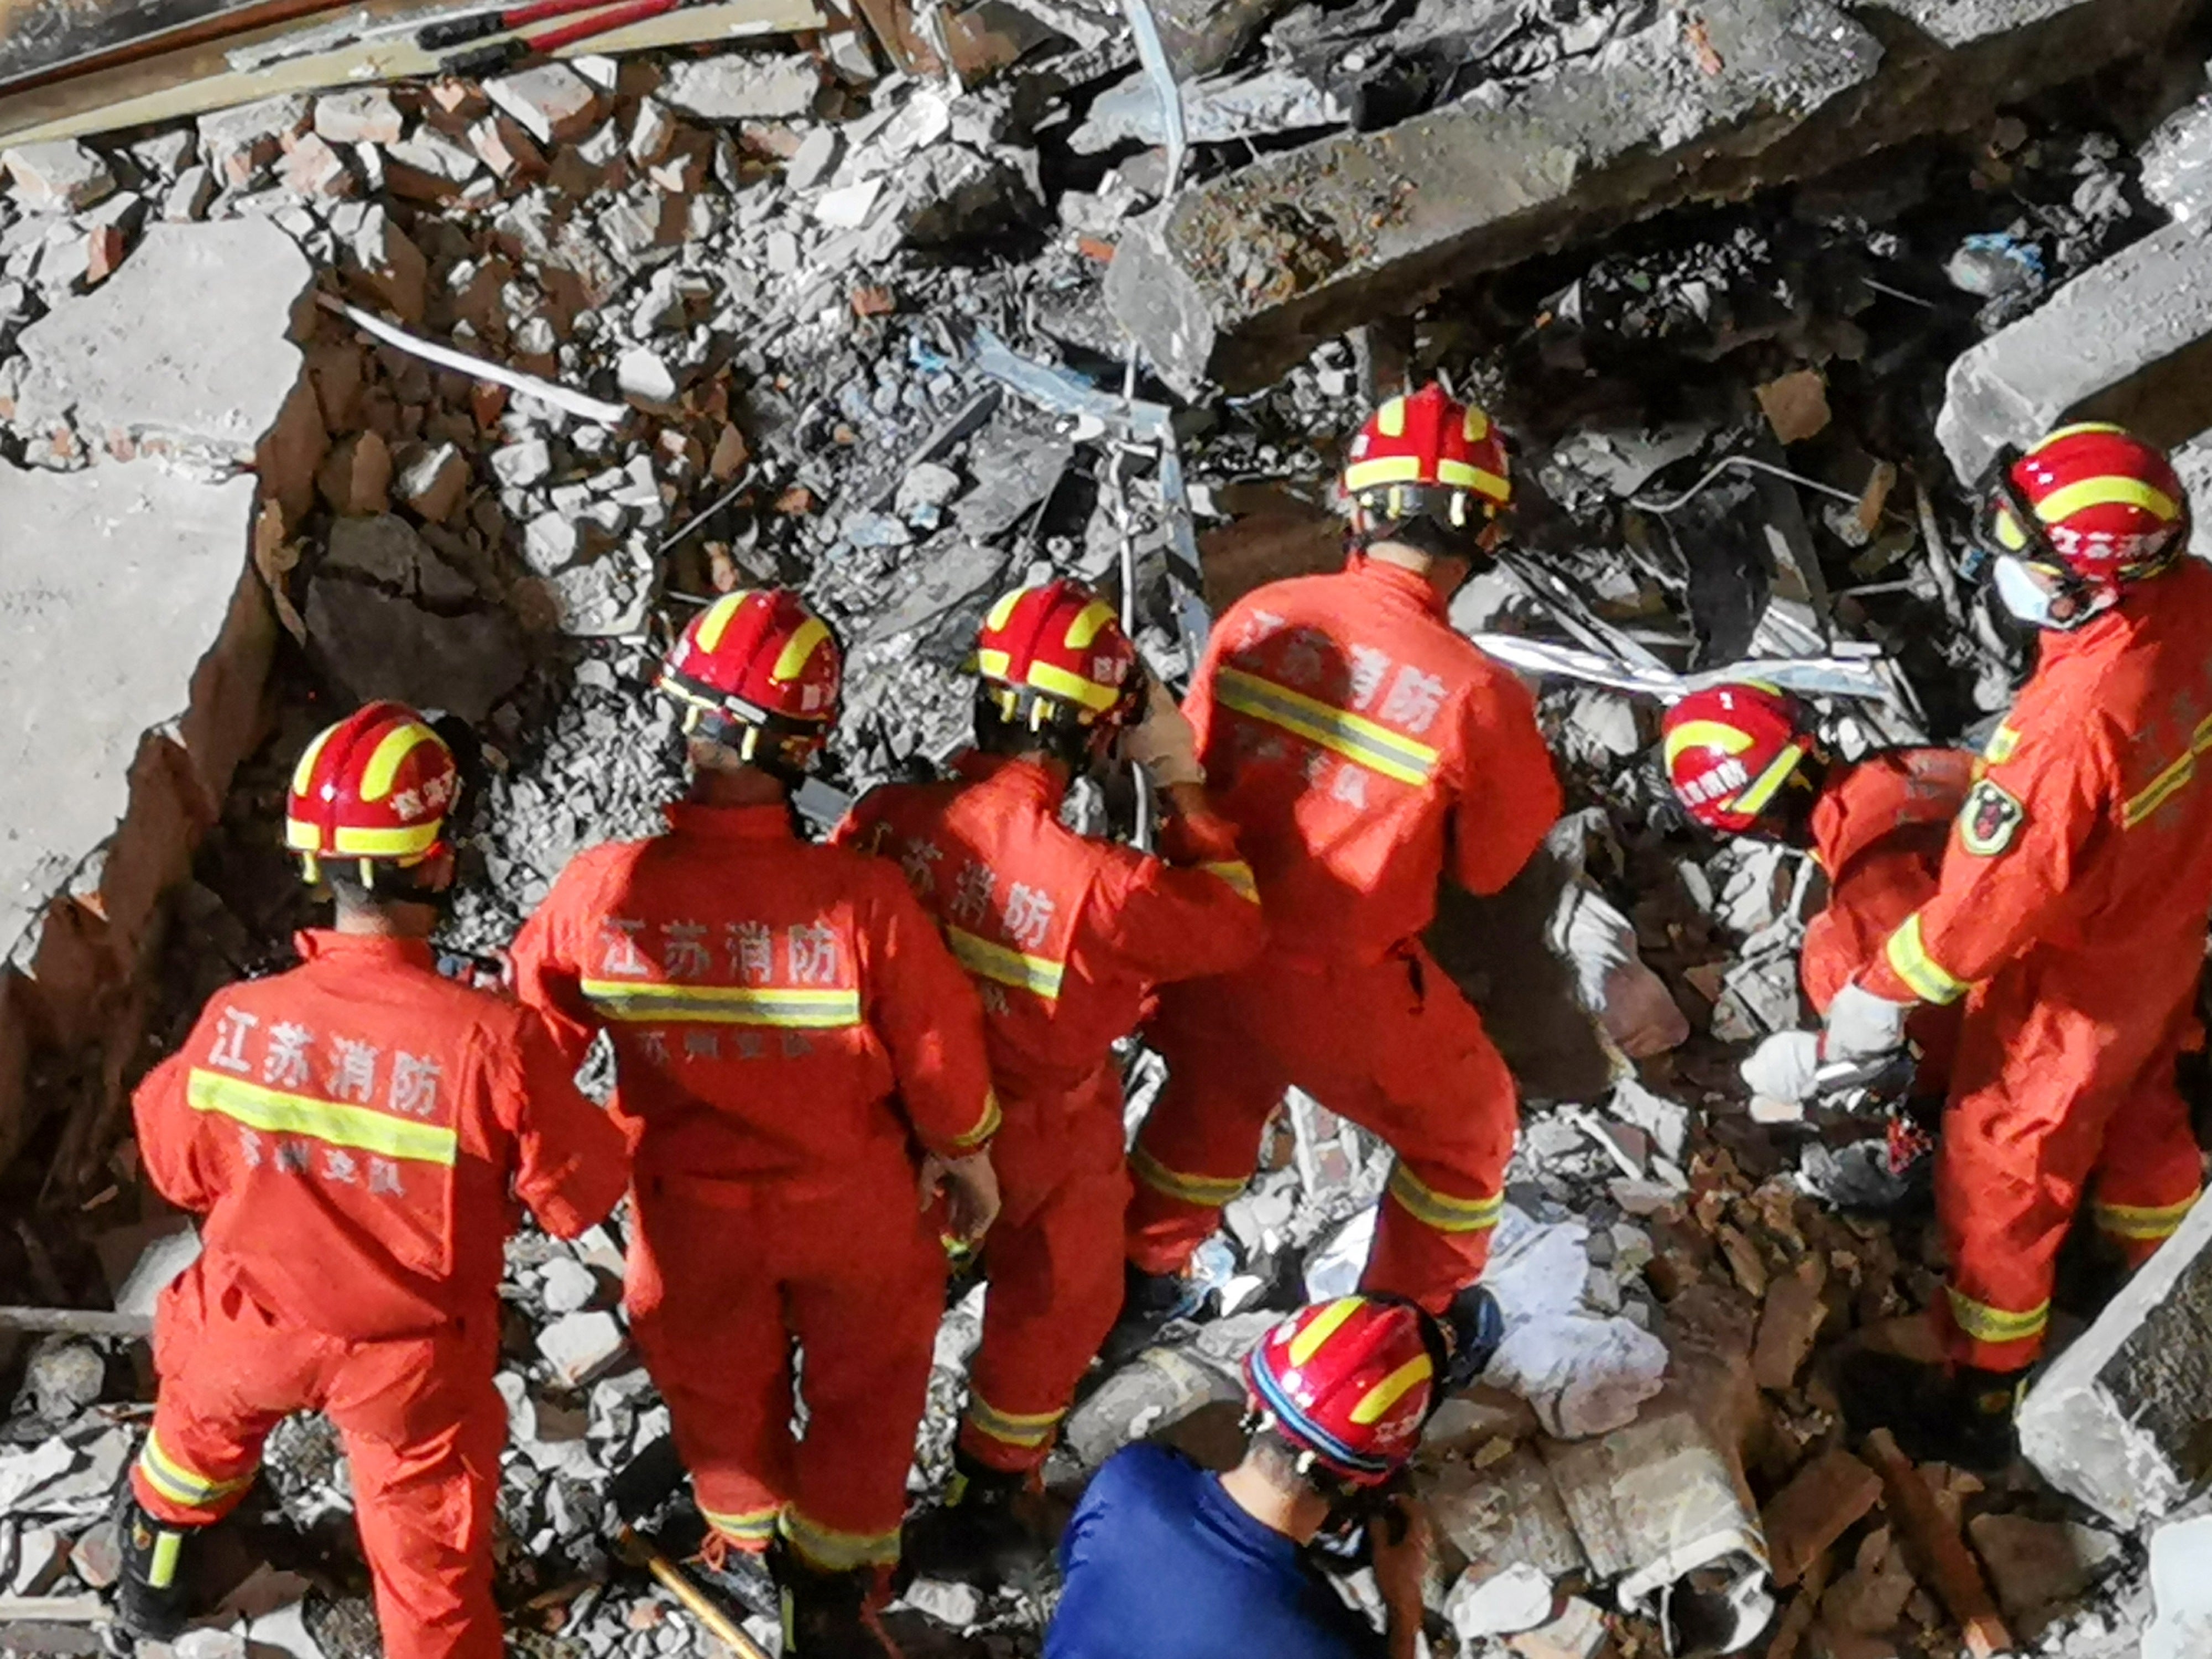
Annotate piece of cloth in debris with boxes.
[1127,556,1559,1313]
[1475,1204,1667,1438]
[508,802,998,1566]
[1046,1443,1385,1659]
[1856,561,2212,1369]
[834,753,1262,1472]
[131,931,627,1659]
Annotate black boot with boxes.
[901,1450,1048,1587]
[1838,1349,2021,1474]
[114,1494,201,1642]
[1439,1285,1504,1395]
[1099,1261,1212,1369]
[771,1538,896,1659]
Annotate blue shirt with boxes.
[1046,1445,1386,1659]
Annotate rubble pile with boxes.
[1,0,2211,1650]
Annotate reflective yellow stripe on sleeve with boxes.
[1215,667,1439,787]
[946,927,1066,1000]
[2093,1191,2200,1241]
[185,1071,456,1166]
[1944,1285,2049,1346]
[1199,859,1260,903]
[946,1091,1001,1151]
[1385,1164,1504,1233]
[581,980,862,1027]
[1883,913,1967,1005]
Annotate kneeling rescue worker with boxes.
[835,579,1265,1573]
[1048,1295,1444,1659]
[1118,383,1561,1364]
[509,588,1003,1656]
[118,702,629,1659]
[1661,682,1973,1133]
[1813,425,2212,1465]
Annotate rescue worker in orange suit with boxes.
[508,589,1003,1656]
[1814,425,2212,1466]
[117,702,628,1659]
[833,580,1265,1573]
[1118,383,1563,1364]
[1660,684,1974,1162]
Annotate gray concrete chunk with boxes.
[659,53,821,121]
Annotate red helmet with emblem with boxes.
[1342,384,1512,539]
[285,701,461,886]
[973,579,1140,731]
[1978,423,2189,589]
[1661,682,1816,834]
[659,588,842,772]
[1243,1296,1437,1486]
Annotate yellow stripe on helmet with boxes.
[1434,458,1511,502]
[1462,405,1490,443]
[1661,718,1755,770]
[985,588,1029,633]
[2034,474,2181,526]
[1348,1353,1433,1425]
[1027,658,1121,712]
[693,591,758,654]
[290,724,337,799]
[770,616,831,683]
[1063,599,1120,650]
[1375,397,1407,438]
[1730,737,1813,819]
[2039,421,2129,444]
[358,721,441,804]
[1287,1297,1364,1368]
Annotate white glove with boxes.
[1122,679,1204,787]
[1822,981,1912,1063]
[1741,1031,1820,1105]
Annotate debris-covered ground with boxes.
[6,0,2212,1653]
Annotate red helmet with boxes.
[1661,682,1815,834]
[974,579,1140,730]
[1341,384,1512,536]
[659,588,842,771]
[1243,1296,1436,1486]
[285,701,460,885]
[1978,423,2188,589]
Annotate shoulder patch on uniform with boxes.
[1983,724,2021,765]
[1958,777,2025,857]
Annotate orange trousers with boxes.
[959,1067,1130,1474]
[1936,941,2206,1371]
[131,1259,505,1659]
[625,1161,945,1573]
[1127,945,1518,1314]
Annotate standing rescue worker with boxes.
[1048,1295,1442,1659]
[834,580,1265,1570]
[118,702,628,1659]
[1815,425,2212,1464]
[509,589,1003,1656]
[1660,683,1974,1113]
[1119,383,1562,1353]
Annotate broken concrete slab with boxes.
[2017,1190,2212,1527]
[1,142,114,213]
[1105,0,2196,394]
[1937,216,2212,481]
[660,53,821,121]
[1965,1514,2121,1621]
[8,221,319,496]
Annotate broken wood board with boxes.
[0,0,823,145]
[0,0,346,97]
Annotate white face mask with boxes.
[1991,554,2107,630]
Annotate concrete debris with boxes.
[1,144,116,215]
[659,53,822,121]
[537,1310,628,1387]
[2143,1514,2212,1659]
[485,65,606,146]
[1964,1514,2121,1622]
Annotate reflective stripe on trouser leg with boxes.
[700,1504,782,1551]
[2093,1190,2200,1245]
[1938,1284,2049,1371]
[1366,1162,1506,1314]
[132,1427,256,1521]
[779,1509,901,1573]
[961,1392,1065,1462]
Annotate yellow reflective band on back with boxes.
[581,980,862,1029]
[966,1392,1066,1449]
[1386,1164,1504,1233]
[1731,738,1811,819]
[2035,474,2180,526]
[1201,860,1260,903]
[1348,1353,1433,1425]
[186,1071,457,1166]
[1884,913,1966,1005]
[1661,718,1754,770]
[1216,667,1439,787]
[1027,658,1121,712]
[1129,1145,1247,1206]
[290,725,336,799]
[1375,397,1406,438]
[359,722,439,803]
[694,591,758,654]
[1064,599,1119,649]
[1288,1297,1364,1367]
[138,1430,253,1513]
[946,927,1065,999]
[2093,1191,2200,1241]
[770,617,831,683]
[2124,709,2212,827]
[780,1509,901,1573]
[1945,1285,2049,1345]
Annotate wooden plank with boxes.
[0,0,822,145]
[0,0,351,96]
[1861,1428,2014,1659]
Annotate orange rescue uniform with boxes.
[509,803,999,1573]
[131,932,627,1659]
[836,753,1264,1472]
[1803,748,1975,1095]
[1858,558,2212,1371]
[1125,555,1563,1312]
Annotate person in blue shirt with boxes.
[1048,1295,1470,1659]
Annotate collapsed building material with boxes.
[2015,1186,2212,1528]
[1103,0,2195,394]
[1937,216,2212,481]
